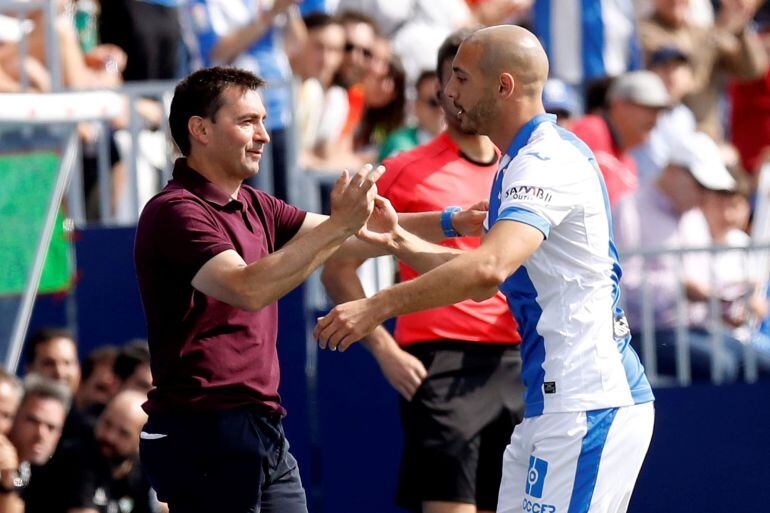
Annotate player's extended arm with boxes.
[314,219,544,351]
[321,256,427,399]
[191,167,383,311]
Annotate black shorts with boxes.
[396,341,524,511]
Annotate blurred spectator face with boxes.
[367,37,391,78]
[94,392,147,467]
[9,394,66,465]
[702,190,750,234]
[78,361,118,409]
[28,337,80,394]
[654,0,690,27]
[121,362,152,394]
[651,60,694,103]
[414,75,444,136]
[363,55,398,109]
[0,381,21,436]
[610,99,660,150]
[341,21,375,86]
[444,41,495,135]
[200,87,270,182]
[663,164,703,214]
[305,23,345,87]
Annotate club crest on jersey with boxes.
[505,185,553,203]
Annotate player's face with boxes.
[28,337,81,394]
[444,43,495,135]
[205,87,270,183]
[9,396,66,465]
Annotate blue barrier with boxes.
[26,225,770,512]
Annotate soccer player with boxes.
[315,25,655,513]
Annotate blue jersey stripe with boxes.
[567,408,618,513]
[581,0,606,81]
[498,206,551,238]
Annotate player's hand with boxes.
[357,195,399,246]
[315,298,383,352]
[453,200,489,237]
[374,345,427,400]
[328,164,385,236]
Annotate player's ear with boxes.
[499,73,515,99]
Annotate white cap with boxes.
[608,71,670,109]
[668,132,736,191]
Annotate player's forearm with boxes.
[397,212,445,242]
[239,219,354,310]
[386,225,463,274]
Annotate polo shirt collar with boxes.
[504,113,557,159]
[172,158,244,210]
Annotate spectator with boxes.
[75,345,119,415]
[532,0,642,87]
[293,13,348,160]
[40,390,153,513]
[0,370,22,437]
[321,28,524,513]
[25,328,80,395]
[639,0,768,139]
[572,70,669,206]
[188,0,308,201]
[114,341,152,394]
[542,78,581,128]
[729,14,770,178]
[377,69,444,161]
[631,46,697,186]
[614,132,744,381]
[4,374,71,513]
[99,0,182,81]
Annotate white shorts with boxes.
[497,402,654,513]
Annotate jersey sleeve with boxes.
[496,155,574,238]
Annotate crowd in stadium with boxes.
[2,0,770,512]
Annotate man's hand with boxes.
[453,200,489,237]
[329,164,385,235]
[373,344,428,400]
[717,0,761,34]
[357,195,399,247]
[315,297,384,351]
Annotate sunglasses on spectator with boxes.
[420,96,441,108]
[345,42,373,59]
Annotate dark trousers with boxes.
[139,408,307,513]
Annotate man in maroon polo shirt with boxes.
[133,67,385,513]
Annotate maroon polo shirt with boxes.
[134,158,307,415]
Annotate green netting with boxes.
[0,152,74,295]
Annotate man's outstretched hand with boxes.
[315,298,384,352]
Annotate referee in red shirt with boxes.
[322,30,524,513]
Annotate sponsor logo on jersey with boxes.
[505,185,553,203]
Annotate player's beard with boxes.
[462,92,497,135]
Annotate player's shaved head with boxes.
[465,25,549,97]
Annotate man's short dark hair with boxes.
[114,340,151,382]
[336,9,379,35]
[81,345,119,382]
[169,67,266,156]
[303,12,340,31]
[21,373,72,412]
[25,327,76,366]
[436,28,477,83]
[416,70,437,91]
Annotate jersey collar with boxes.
[503,113,557,160]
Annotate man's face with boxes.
[0,381,21,436]
[341,21,375,86]
[94,400,146,467]
[28,338,80,394]
[78,362,118,409]
[651,60,693,103]
[612,100,661,150]
[667,165,703,214]
[9,395,66,465]
[122,363,152,394]
[444,42,496,135]
[414,76,444,136]
[202,87,270,183]
[305,24,345,86]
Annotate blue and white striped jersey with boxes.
[485,114,654,417]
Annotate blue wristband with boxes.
[441,206,462,237]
